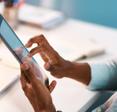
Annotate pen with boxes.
[74,49,105,61]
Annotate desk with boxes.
[0,19,117,112]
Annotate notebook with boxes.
[42,30,105,61]
[19,4,65,29]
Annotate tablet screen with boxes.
[0,15,49,86]
[0,16,31,64]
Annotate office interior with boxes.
[0,0,117,112]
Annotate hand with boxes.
[20,62,56,112]
[25,35,91,84]
[26,35,74,78]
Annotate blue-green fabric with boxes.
[92,96,117,112]
[92,106,105,112]
[88,59,117,111]
[89,60,117,90]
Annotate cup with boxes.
[3,6,19,29]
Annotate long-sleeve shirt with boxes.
[88,59,117,111]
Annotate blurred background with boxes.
[26,0,117,28]
[0,1,117,112]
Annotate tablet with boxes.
[0,15,31,64]
[0,15,49,86]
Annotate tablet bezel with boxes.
[0,15,30,64]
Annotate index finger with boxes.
[25,35,46,48]
[26,35,59,65]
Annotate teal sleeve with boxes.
[88,59,117,90]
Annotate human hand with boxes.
[25,35,74,78]
[20,62,56,112]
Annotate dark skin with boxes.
[20,61,56,112]
[20,34,91,112]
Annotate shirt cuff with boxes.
[88,61,117,90]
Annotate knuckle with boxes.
[29,38,34,43]
[40,34,44,38]
[51,71,56,76]
[39,34,45,40]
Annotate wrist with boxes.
[43,103,56,112]
[62,61,79,77]
[59,60,76,77]
[64,62,91,85]
[49,104,56,112]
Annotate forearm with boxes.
[64,62,91,85]
[42,107,56,112]
[64,59,117,90]
[33,103,56,112]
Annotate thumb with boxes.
[44,62,54,71]
[49,80,57,93]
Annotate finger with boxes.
[25,83,33,95]
[44,62,54,71]
[20,63,31,83]
[20,63,29,71]
[29,46,57,66]
[22,64,37,83]
[26,35,55,60]
[20,65,33,92]
[25,35,45,48]
[29,46,41,57]
[40,52,49,63]
[20,64,27,79]
[49,80,57,93]
[23,83,33,98]
[42,48,59,65]
[25,66,46,92]
[20,75,28,91]
[26,35,59,65]
[29,46,49,62]
[21,62,40,84]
